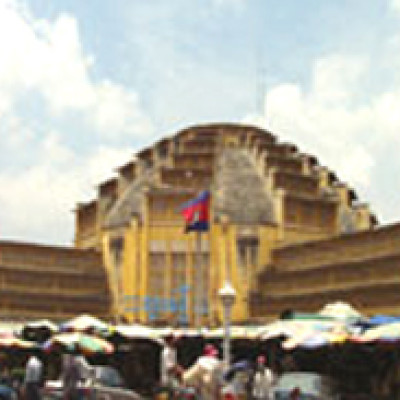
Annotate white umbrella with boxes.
[61,314,110,334]
[24,319,59,333]
[318,302,365,321]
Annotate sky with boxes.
[1,0,400,245]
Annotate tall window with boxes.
[110,237,124,314]
[110,237,124,266]
[170,253,188,324]
[110,237,124,277]
[158,144,168,159]
[237,237,259,277]
[200,252,210,316]
[171,253,186,292]
[148,253,167,297]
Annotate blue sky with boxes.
[1,0,400,244]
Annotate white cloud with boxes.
[336,147,374,187]
[212,0,246,10]
[311,55,367,106]
[391,0,400,14]
[0,0,153,139]
[0,0,152,244]
[0,133,134,244]
[90,81,153,137]
[1,115,35,150]
[245,49,400,223]
[373,91,400,135]
[82,146,135,191]
[38,15,95,112]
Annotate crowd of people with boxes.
[0,334,298,400]
[158,333,277,400]
[15,351,93,400]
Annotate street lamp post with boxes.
[218,281,236,369]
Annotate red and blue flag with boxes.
[180,191,210,232]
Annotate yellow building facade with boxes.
[74,123,376,326]
[251,221,400,320]
[0,241,111,321]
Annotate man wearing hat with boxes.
[183,343,223,400]
[251,355,275,400]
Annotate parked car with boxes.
[0,375,19,400]
[273,372,339,400]
[0,384,17,400]
[42,365,143,400]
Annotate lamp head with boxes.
[218,281,236,306]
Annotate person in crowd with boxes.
[251,354,275,400]
[74,355,94,383]
[183,343,223,400]
[62,354,80,400]
[24,350,43,400]
[0,363,11,385]
[223,359,253,398]
[159,333,182,399]
[62,354,93,400]
[289,386,301,400]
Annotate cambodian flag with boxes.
[180,191,210,232]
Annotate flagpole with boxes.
[180,190,210,329]
[195,231,202,329]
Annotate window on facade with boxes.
[110,237,124,267]
[151,199,168,216]
[110,237,124,293]
[143,158,153,169]
[238,245,247,270]
[171,253,186,293]
[250,241,259,266]
[201,253,210,295]
[148,253,166,296]
[302,203,315,225]
[321,206,335,229]
[158,145,168,159]
[237,237,259,276]
[173,137,180,151]
[285,201,298,224]
[170,253,188,324]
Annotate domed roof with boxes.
[100,123,374,232]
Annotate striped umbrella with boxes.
[43,332,114,355]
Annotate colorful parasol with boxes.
[259,319,339,340]
[0,333,37,349]
[353,322,400,343]
[43,332,114,355]
[60,314,110,335]
[318,302,365,322]
[23,319,59,333]
[22,319,59,342]
[283,329,349,350]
